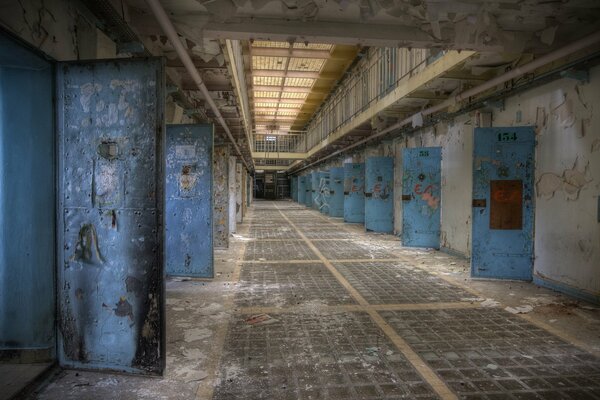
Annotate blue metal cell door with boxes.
[328,167,344,217]
[57,58,165,375]
[344,163,365,223]
[0,32,55,354]
[311,172,319,210]
[319,171,330,214]
[402,147,442,248]
[365,157,394,232]
[472,127,535,280]
[291,176,297,201]
[298,176,306,204]
[166,124,213,278]
[305,174,313,207]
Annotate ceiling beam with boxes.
[252,151,307,160]
[250,47,336,59]
[254,117,300,123]
[252,97,320,105]
[252,85,329,94]
[203,18,437,48]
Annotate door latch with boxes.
[472,199,487,207]
[402,194,411,201]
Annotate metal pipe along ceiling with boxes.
[293,29,600,174]
[144,0,251,171]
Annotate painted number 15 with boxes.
[497,132,517,142]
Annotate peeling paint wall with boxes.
[493,67,600,299]
[0,0,117,61]
[213,145,229,248]
[390,66,600,300]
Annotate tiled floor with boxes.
[33,200,600,400]
[333,262,473,304]
[214,201,600,400]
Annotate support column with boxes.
[213,144,230,248]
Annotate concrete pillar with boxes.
[228,156,237,233]
[213,145,230,248]
[236,162,243,223]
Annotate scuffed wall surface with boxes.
[213,145,230,248]
[0,0,116,61]
[493,66,600,297]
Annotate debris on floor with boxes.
[244,313,278,326]
[505,305,534,314]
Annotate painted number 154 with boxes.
[497,132,517,142]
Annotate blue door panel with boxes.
[319,171,330,214]
[328,167,344,217]
[365,157,394,233]
[57,58,165,375]
[291,176,297,201]
[0,33,55,352]
[472,127,535,280]
[298,176,306,204]
[166,124,213,278]
[402,147,442,248]
[305,173,313,207]
[311,172,319,210]
[344,163,365,223]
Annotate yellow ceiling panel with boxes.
[281,92,308,99]
[277,110,299,116]
[278,103,302,108]
[284,77,315,87]
[254,91,280,98]
[252,56,287,70]
[255,102,279,108]
[288,58,325,72]
[253,76,283,86]
[255,110,276,116]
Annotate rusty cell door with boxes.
[57,58,165,374]
[472,127,535,280]
[165,124,213,278]
[402,147,442,248]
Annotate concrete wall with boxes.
[213,145,230,248]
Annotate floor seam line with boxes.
[195,219,250,400]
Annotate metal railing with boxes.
[304,47,435,151]
[252,133,307,153]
